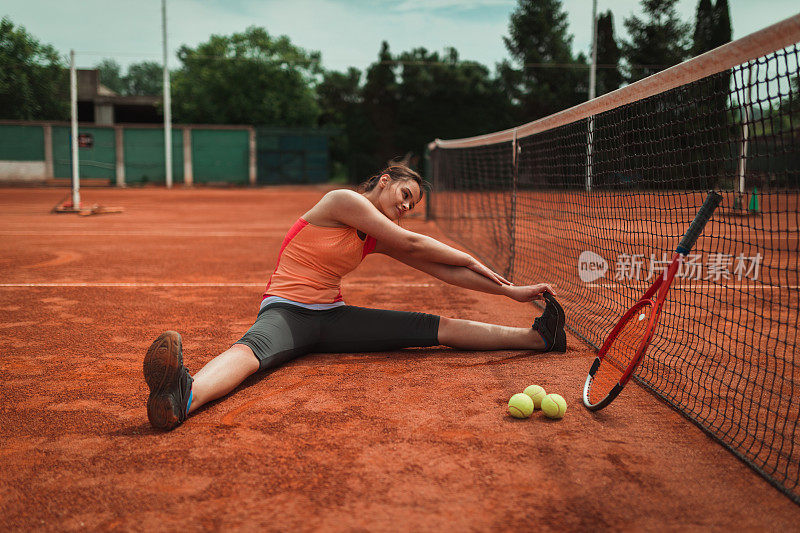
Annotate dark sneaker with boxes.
[143,331,193,431]
[532,293,567,353]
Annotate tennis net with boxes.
[428,14,800,504]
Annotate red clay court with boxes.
[2,186,799,530]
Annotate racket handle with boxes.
[677,191,723,254]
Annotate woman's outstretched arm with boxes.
[317,190,510,285]
[378,249,555,302]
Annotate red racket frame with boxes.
[583,253,683,410]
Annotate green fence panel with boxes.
[52,126,115,179]
[256,128,329,184]
[191,129,249,184]
[0,125,44,161]
[123,128,183,185]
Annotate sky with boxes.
[3,0,799,74]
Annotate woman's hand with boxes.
[505,283,556,302]
[467,260,512,286]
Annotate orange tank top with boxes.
[264,218,377,304]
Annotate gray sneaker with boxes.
[143,331,193,431]
[532,293,567,352]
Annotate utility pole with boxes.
[162,0,173,188]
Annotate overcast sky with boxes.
[3,0,799,73]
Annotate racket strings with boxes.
[588,305,653,404]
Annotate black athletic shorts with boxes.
[236,303,441,371]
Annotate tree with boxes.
[317,67,371,181]
[125,61,162,96]
[596,11,622,96]
[690,0,731,188]
[170,26,321,126]
[500,0,587,121]
[711,0,732,48]
[0,17,68,120]
[321,44,514,182]
[95,59,126,94]
[394,47,513,161]
[361,41,400,166]
[622,0,692,83]
[692,0,715,56]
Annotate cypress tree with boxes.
[711,0,732,48]
[501,0,586,121]
[621,0,691,83]
[596,10,622,96]
[692,0,715,56]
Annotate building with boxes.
[77,69,162,124]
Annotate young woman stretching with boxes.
[143,164,566,431]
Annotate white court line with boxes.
[0,282,439,288]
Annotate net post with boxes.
[589,0,598,102]
[586,116,594,192]
[69,49,80,209]
[586,0,597,194]
[509,129,518,280]
[736,61,753,202]
[424,143,432,221]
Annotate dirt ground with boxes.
[1,186,799,531]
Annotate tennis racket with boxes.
[582,191,723,411]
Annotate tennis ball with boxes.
[523,384,547,409]
[508,393,534,418]
[541,393,567,419]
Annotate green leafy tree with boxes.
[125,61,162,96]
[690,0,732,186]
[317,67,371,181]
[95,59,126,94]
[0,17,68,120]
[622,0,691,83]
[500,0,587,121]
[321,44,514,182]
[692,0,715,56]
[711,0,732,48]
[361,41,399,166]
[171,26,321,125]
[394,47,513,160]
[596,11,622,96]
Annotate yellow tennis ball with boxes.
[523,385,547,409]
[508,393,534,418]
[541,393,567,419]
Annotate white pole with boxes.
[162,0,173,188]
[586,0,598,192]
[737,62,752,196]
[70,50,80,208]
[589,0,598,101]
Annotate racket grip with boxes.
[677,191,723,254]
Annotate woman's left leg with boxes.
[437,317,546,350]
[313,305,557,354]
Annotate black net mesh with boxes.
[429,44,800,504]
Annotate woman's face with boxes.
[378,176,422,222]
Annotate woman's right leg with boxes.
[145,304,318,430]
[187,343,260,414]
[189,304,320,414]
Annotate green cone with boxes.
[748,187,759,213]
